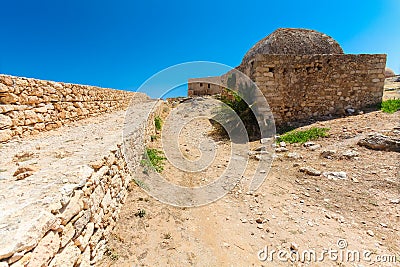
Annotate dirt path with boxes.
[100,104,399,266]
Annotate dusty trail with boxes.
[99,98,399,266]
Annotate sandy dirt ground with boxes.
[99,86,399,266]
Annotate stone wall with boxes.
[0,74,144,142]
[238,54,386,126]
[0,99,164,266]
[0,73,165,266]
[187,54,386,128]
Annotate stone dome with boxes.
[385,67,395,78]
[242,28,344,63]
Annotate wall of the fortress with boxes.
[0,74,145,142]
[0,74,163,266]
[0,99,165,266]
[238,54,386,127]
[188,54,386,128]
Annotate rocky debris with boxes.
[254,146,267,152]
[13,165,39,180]
[320,149,336,159]
[307,144,321,151]
[260,138,272,144]
[342,150,359,159]
[300,166,321,176]
[275,147,288,153]
[390,199,400,204]
[303,141,321,151]
[366,230,375,237]
[322,171,347,180]
[303,141,316,147]
[255,218,263,224]
[286,152,302,159]
[248,150,270,161]
[358,133,400,152]
[279,141,286,147]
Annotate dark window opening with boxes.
[208,84,210,88]
[200,83,203,87]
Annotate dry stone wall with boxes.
[0,73,165,266]
[0,99,164,266]
[0,74,144,142]
[237,54,386,127]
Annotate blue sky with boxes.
[0,0,399,97]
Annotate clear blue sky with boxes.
[0,0,399,97]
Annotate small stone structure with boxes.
[188,28,386,127]
[0,74,140,143]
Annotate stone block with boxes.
[48,242,80,267]
[29,231,60,266]
[0,115,12,130]
[58,191,83,225]
[60,223,75,248]
[73,210,91,239]
[0,93,18,104]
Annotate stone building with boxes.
[188,76,223,96]
[188,28,386,127]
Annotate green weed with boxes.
[379,99,400,113]
[277,127,330,144]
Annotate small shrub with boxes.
[105,247,119,261]
[277,127,329,144]
[213,86,260,141]
[135,209,146,218]
[154,116,162,131]
[379,99,400,114]
[150,135,158,142]
[141,148,166,173]
[163,232,172,239]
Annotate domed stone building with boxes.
[242,28,343,62]
[385,67,395,78]
[188,28,387,127]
